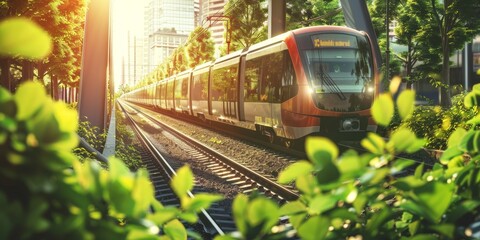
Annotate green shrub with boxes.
[114,105,143,170]
[0,82,222,239]
[217,83,480,240]
[0,17,221,240]
[390,93,478,149]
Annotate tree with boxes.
[0,0,85,97]
[185,26,215,68]
[427,0,480,106]
[288,0,343,30]
[222,0,267,54]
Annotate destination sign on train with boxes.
[311,34,357,48]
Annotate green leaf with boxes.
[183,193,223,212]
[0,98,16,118]
[179,212,198,223]
[0,17,52,59]
[448,128,468,148]
[466,114,480,126]
[315,161,340,185]
[14,82,48,121]
[148,207,179,225]
[393,176,425,191]
[308,195,337,215]
[278,161,313,184]
[127,230,159,240]
[295,174,317,195]
[389,76,402,94]
[473,83,480,93]
[171,165,194,199]
[305,137,338,165]
[53,102,78,133]
[404,181,454,223]
[439,147,464,165]
[279,201,307,216]
[361,133,385,155]
[428,224,455,239]
[446,200,480,222]
[371,93,394,126]
[464,91,480,108]
[396,89,415,120]
[132,171,155,217]
[366,207,394,237]
[408,234,438,240]
[109,157,131,180]
[338,150,365,179]
[414,163,424,179]
[305,137,340,184]
[458,131,480,154]
[232,194,248,236]
[163,219,187,240]
[387,127,425,153]
[247,197,279,233]
[297,216,329,240]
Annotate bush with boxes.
[216,83,480,240]
[114,105,143,170]
[0,82,222,239]
[390,93,478,149]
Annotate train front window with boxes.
[301,33,374,112]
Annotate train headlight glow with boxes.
[307,87,314,94]
[367,86,374,93]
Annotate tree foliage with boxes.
[222,0,267,54]
[394,0,442,89]
[0,0,85,96]
[186,26,215,68]
[286,0,343,30]
[427,0,480,106]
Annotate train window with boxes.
[263,52,283,103]
[245,50,297,103]
[166,80,174,100]
[175,78,188,100]
[245,57,261,102]
[192,72,209,100]
[303,34,373,94]
[211,65,238,101]
[281,50,298,102]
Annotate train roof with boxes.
[244,26,367,55]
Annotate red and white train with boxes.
[123,26,380,147]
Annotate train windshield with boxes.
[300,33,374,112]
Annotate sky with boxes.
[111,0,146,91]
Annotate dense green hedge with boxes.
[389,93,479,149]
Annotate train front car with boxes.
[283,26,378,142]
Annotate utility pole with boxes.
[268,0,286,38]
[385,0,390,81]
[78,0,110,131]
[207,16,231,54]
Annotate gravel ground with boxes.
[125,104,299,202]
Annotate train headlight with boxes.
[307,87,314,94]
[367,86,374,93]
[342,118,360,131]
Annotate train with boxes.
[123,26,380,147]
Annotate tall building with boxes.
[144,0,195,74]
[126,33,145,87]
[199,0,228,55]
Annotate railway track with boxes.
[118,100,299,237]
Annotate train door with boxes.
[210,59,239,122]
[244,45,288,143]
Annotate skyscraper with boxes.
[144,0,195,74]
[199,0,228,56]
